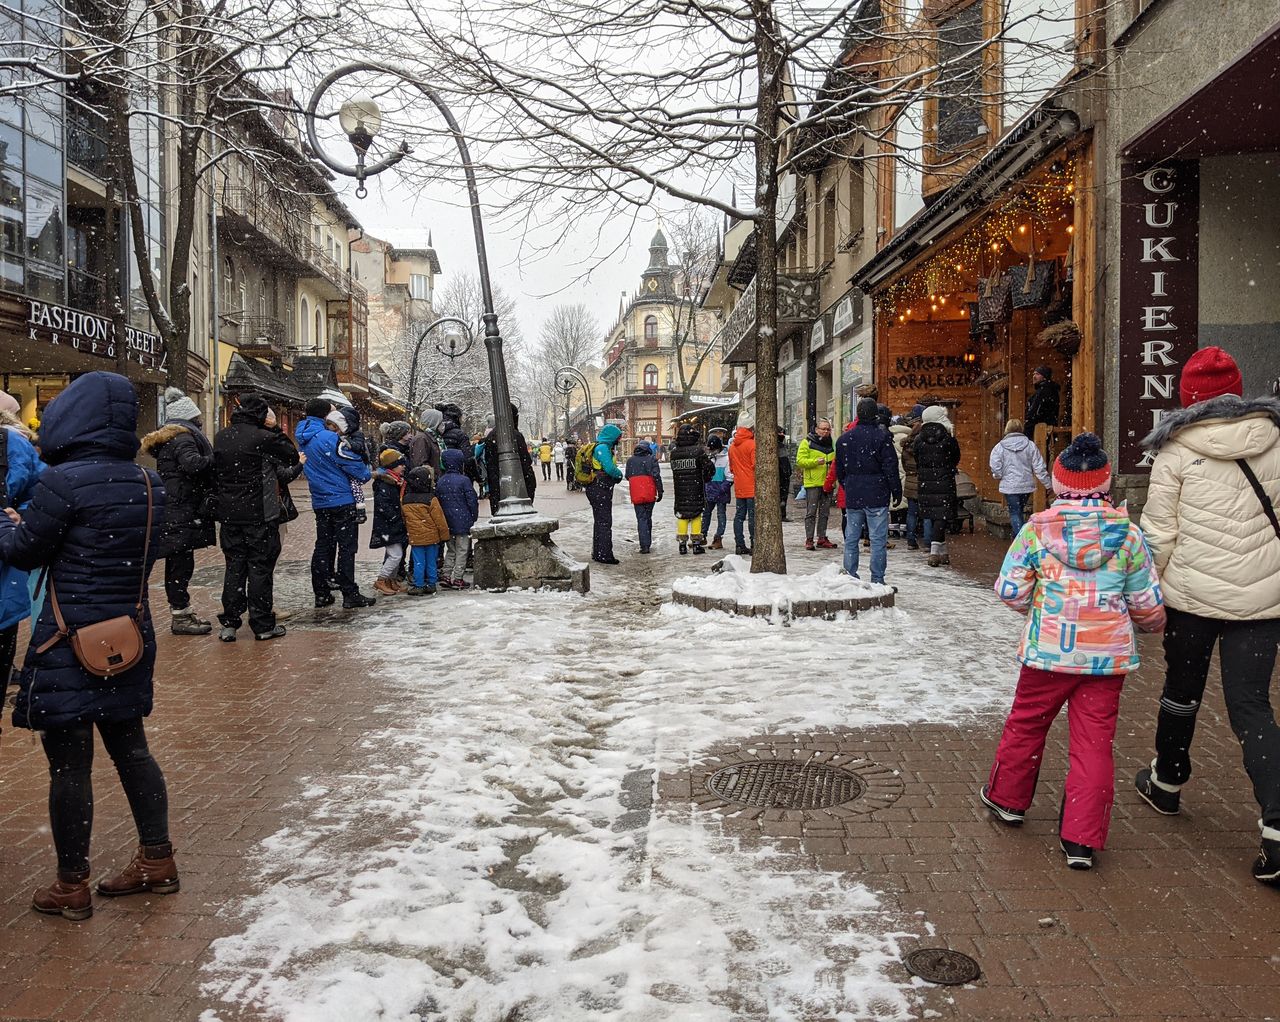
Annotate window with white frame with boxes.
[409,273,431,300]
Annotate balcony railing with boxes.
[66,99,110,178]
[219,188,366,302]
[236,315,287,360]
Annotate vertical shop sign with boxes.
[1118,161,1199,472]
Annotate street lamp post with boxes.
[554,365,595,440]
[305,63,587,592]
[305,63,530,518]
[404,316,475,424]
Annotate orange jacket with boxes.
[402,496,451,546]
[728,427,756,498]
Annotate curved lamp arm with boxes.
[305,61,530,515]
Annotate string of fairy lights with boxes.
[876,157,1078,321]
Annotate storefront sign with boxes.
[885,354,979,391]
[24,298,166,371]
[1118,161,1199,472]
[809,317,826,353]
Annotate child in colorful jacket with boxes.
[981,433,1165,871]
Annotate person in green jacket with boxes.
[796,418,837,550]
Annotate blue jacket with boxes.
[0,424,44,630]
[296,416,371,509]
[592,424,624,482]
[835,422,901,510]
[437,449,479,535]
[0,372,165,730]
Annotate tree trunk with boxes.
[748,0,786,575]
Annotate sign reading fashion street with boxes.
[886,354,979,391]
[24,298,167,371]
[1118,161,1199,473]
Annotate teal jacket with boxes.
[591,424,624,481]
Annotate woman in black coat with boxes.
[0,371,176,920]
[669,425,713,552]
[913,406,961,566]
[141,387,215,635]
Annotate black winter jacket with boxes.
[0,371,165,730]
[1026,379,1061,432]
[484,425,537,502]
[914,423,961,521]
[835,423,901,510]
[669,433,713,517]
[213,409,300,525]
[141,420,215,555]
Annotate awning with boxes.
[850,103,1080,294]
[222,354,306,404]
[1123,18,1280,158]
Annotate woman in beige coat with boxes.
[1133,347,1280,887]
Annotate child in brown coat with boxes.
[401,466,450,594]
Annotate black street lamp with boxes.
[304,63,531,518]
[554,365,597,440]
[404,316,474,423]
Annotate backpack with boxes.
[574,442,598,485]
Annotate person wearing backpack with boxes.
[0,389,43,697]
[701,434,732,550]
[1132,348,1280,886]
[0,372,175,920]
[669,425,713,554]
[580,424,624,564]
[625,441,663,554]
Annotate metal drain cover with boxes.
[706,760,865,810]
[903,948,981,985]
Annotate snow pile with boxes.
[201,520,1020,1022]
[673,557,894,609]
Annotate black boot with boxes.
[678,540,688,555]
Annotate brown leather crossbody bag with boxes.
[35,468,154,678]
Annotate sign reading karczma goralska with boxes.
[25,298,167,371]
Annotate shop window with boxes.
[644,315,658,346]
[643,363,659,392]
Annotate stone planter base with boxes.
[670,588,894,620]
[472,513,590,593]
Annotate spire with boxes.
[647,228,669,269]
[428,230,433,248]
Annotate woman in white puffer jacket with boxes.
[1133,346,1280,888]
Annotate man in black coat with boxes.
[777,426,792,522]
[141,387,216,635]
[1025,365,1061,437]
[835,398,901,585]
[483,403,537,516]
[212,392,299,641]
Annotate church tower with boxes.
[639,228,676,299]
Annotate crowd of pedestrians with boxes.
[0,346,1274,928]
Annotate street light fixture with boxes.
[404,315,476,422]
[304,63,586,592]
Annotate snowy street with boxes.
[0,482,1275,1022]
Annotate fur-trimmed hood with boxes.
[141,422,195,455]
[1142,395,1280,459]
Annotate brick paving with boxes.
[0,482,1276,1021]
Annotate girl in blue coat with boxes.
[0,390,44,694]
[0,372,176,921]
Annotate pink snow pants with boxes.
[986,665,1125,849]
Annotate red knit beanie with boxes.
[1179,347,1242,407]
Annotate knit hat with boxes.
[326,409,348,434]
[1053,432,1111,497]
[908,403,925,421]
[422,408,444,431]
[736,409,754,430]
[1034,365,1053,380]
[1179,346,1242,407]
[0,391,18,416]
[379,448,405,468]
[381,420,411,442]
[164,386,201,423]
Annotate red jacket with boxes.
[728,427,756,498]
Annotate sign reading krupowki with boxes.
[25,298,167,371]
[1117,161,1199,473]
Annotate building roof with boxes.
[390,247,444,275]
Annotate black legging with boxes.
[41,719,170,873]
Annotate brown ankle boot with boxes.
[709,537,723,550]
[32,869,93,920]
[96,844,179,897]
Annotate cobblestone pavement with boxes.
[0,481,1276,1021]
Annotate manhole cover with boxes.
[902,948,981,986]
[706,761,865,810]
